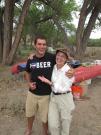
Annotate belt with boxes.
[52,91,70,95]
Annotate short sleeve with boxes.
[25,59,31,73]
[51,54,56,65]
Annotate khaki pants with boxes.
[26,91,50,123]
[48,92,75,135]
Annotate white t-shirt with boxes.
[51,64,74,93]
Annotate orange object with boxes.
[71,85,83,99]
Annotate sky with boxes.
[74,0,101,39]
[72,17,101,39]
[90,29,101,39]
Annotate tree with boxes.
[0,6,4,62]
[76,0,101,58]
[1,0,76,64]
[3,0,15,64]
[6,0,32,64]
[22,0,77,47]
[0,0,32,65]
[1,0,101,64]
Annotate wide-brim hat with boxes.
[56,48,68,58]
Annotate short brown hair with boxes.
[34,35,47,45]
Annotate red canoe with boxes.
[74,65,101,83]
[11,62,101,83]
[11,62,26,74]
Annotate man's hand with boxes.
[29,82,36,90]
[66,68,74,78]
[28,53,35,60]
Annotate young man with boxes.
[25,35,74,135]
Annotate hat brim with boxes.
[56,49,68,58]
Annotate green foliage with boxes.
[21,0,78,46]
[17,44,33,57]
[88,38,101,47]
[68,35,76,45]
[59,0,78,22]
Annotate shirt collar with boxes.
[54,63,68,72]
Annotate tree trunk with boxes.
[82,6,100,51]
[22,35,27,48]
[76,0,90,58]
[2,0,15,64]
[0,8,4,62]
[6,0,32,65]
[0,29,3,62]
[76,0,101,59]
[53,17,69,47]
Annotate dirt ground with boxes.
[0,67,101,135]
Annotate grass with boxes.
[0,65,10,73]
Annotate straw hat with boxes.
[56,48,68,58]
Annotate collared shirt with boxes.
[51,64,74,93]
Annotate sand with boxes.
[0,70,101,135]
